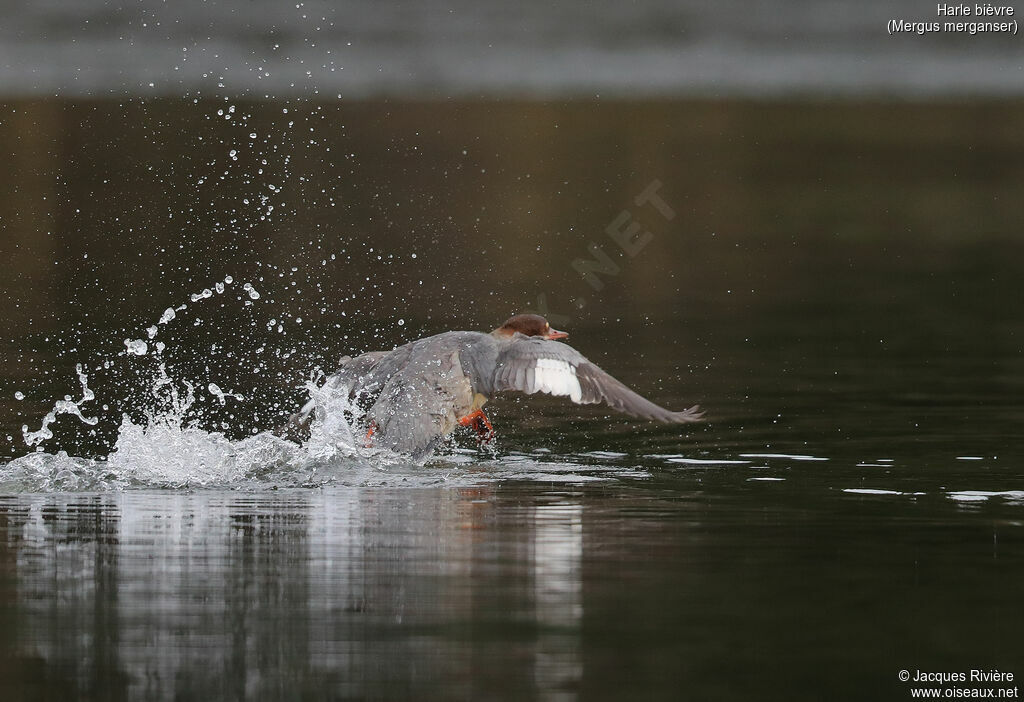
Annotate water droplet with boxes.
[14,391,24,400]
[125,339,148,356]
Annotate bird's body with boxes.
[286,314,704,457]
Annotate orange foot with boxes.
[364,420,378,448]
[458,409,495,445]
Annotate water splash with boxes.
[5,375,319,490]
[14,275,269,452]
[281,371,365,463]
[22,364,99,447]
[104,413,295,487]
[0,451,127,492]
[3,285,424,491]
[125,339,149,356]
[207,383,244,405]
[1,368,430,491]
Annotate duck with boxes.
[285,314,704,457]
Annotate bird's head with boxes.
[493,314,568,340]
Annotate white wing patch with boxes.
[531,358,583,403]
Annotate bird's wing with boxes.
[368,349,474,457]
[491,336,704,423]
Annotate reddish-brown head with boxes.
[493,314,568,340]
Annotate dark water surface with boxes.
[2,481,1023,701]
[1,99,1023,699]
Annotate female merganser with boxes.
[287,314,704,456]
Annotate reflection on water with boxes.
[0,490,589,700]
[3,484,1024,701]
[534,502,583,699]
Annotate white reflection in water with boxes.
[21,502,48,545]
[532,502,583,700]
[948,490,1024,504]
[2,491,595,699]
[842,488,925,496]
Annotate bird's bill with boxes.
[544,328,569,340]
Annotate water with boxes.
[1,480,1023,700]
[1,97,1023,698]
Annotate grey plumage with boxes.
[492,336,704,423]
[283,323,704,456]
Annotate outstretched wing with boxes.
[491,336,704,423]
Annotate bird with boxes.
[284,313,705,457]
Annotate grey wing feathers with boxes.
[575,363,704,423]
[492,336,704,424]
[368,350,473,457]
